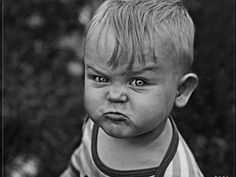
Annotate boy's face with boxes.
[84,26,180,139]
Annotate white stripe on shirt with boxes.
[164,161,173,177]
[178,139,189,177]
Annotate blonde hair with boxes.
[86,0,195,73]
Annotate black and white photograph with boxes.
[2,0,235,176]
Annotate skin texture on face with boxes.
[84,25,181,140]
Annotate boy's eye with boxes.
[130,79,147,87]
[94,76,108,83]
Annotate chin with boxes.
[99,125,127,138]
[102,127,138,139]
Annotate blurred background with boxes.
[3,0,235,176]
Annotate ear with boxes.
[175,73,198,108]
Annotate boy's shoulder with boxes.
[165,132,204,177]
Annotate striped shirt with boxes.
[60,117,204,177]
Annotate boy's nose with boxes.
[106,85,128,103]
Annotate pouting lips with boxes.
[103,112,128,121]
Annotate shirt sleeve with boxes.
[60,115,91,177]
[59,163,80,177]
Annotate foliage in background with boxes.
[3,0,234,176]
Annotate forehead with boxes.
[84,23,177,72]
[85,24,116,64]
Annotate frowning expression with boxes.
[84,25,180,139]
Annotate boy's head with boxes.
[86,0,195,75]
[83,0,198,138]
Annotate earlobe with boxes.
[175,73,198,108]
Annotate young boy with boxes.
[61,0,204,176]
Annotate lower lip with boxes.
[104,113,127,122]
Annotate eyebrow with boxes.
[86,65,108,75]
[131,66,161,75]
[86,64,160,76]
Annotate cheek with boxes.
[84,85,105,116]
[84,87,98,112]
[133,89,174,120]
[131,93,163,121]
[165,91,176,109]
